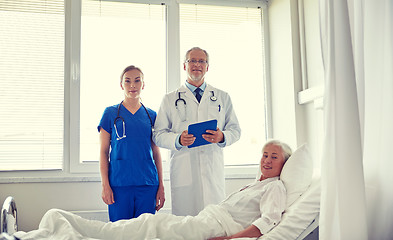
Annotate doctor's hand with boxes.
[203,128,224,144]
[179,130,196,146]
[102,184,115,205]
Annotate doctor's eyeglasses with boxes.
[185,59,208,65]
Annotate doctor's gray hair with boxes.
[184,47,210,63]
[262,140,292,163]
[120,65,144,84]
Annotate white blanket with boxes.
[14,206,249,240]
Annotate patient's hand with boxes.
[209,225,262,240]
[208,237,231,240]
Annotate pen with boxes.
[218,105,221,112]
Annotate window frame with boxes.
[69,0,170,173]
[0,0,66,172]
[0,0,271,181]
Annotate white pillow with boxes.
[280,143,313,208]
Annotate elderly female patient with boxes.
[15,140,292,240]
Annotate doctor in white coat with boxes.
[153,47,241,216]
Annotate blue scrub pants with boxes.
[109,185,158,222]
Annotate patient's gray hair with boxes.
[262,140,292,162]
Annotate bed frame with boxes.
[296,214,319,240]
[1,197,18,235]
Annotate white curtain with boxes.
[319,0,393,240]
[362,1,393,239]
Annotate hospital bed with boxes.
[2,144,320,240]
[0,179,319,240]
[1,189,318,240]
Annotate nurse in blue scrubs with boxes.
[98,65,165,221]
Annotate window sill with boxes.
[224,165,258,179]
[0,165,258,184]
[0,176,101,184]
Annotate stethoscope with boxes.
[114,101,153,140]
[175,90,218,122]
[175,90,217,107]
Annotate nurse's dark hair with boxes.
[120,65,144,83]
[184,47,209,63]
[262,140,292,163]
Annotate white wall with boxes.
[269,0,324,166]
[1,182,105,231]
[268,0,299,148]
[299,0,325,169]
[0,0,325,233]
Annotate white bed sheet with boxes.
[14,205,244,240]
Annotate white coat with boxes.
[153,84,241,216]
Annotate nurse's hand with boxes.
[155,185,165,211]
[102,185,115,205]
[203,128,224,144]
[180,130,196,146]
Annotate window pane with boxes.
[80,0,166,162]
[180,4,266,165]
[0,0,65,171]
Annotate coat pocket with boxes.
[170,151,192,187]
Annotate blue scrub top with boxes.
[98,103,158,187]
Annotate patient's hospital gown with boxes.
[14,177,286,240]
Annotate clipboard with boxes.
[187,119,218,148]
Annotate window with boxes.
[78,0,166,164]
[0,0,269,175]
[180,4,267,165]
[0,0,65,171]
